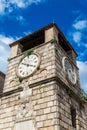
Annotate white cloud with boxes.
[9,0,26,8]
[28,0,45,5]
[0,0,46,15]
[0,34,22,73]
[77,61,87,92]
[16,16,24,21]
[72,31,82,43]
[0,45,5,51]
[0,0,6,14]
[67,13,87,48]
[0,34,17,73]
[0,46,10,73]
[73,20,87,30]
[9,0,44,8]
[0,34,15,45]
[16,15,26,24]
[0,56,6,62]
[23,31,32,35]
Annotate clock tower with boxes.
[0,23,87,130]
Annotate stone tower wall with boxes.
[0,24,87,130]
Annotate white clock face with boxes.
[17,53,40,78]
[62,57,77,85]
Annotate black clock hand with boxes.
[26,64,36,67]
[22,63,27,66]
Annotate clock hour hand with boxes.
[26,64,36,67]
[67,69,72,80]
[22,63,27,66]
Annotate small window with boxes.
[71,107,76,128]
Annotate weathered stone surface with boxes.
[14,120,36,130]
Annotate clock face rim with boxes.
[62,56,77,85]
[17,53,40,78]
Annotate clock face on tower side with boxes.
[62,57,77,85]
[17,53,40,78]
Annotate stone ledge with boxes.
[0,76,83,104]
[0,87,23,98]
[0,77,56,98]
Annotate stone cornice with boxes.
[0,76,84,105]
[0,87,23,98]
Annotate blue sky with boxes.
[0,0,87,92]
